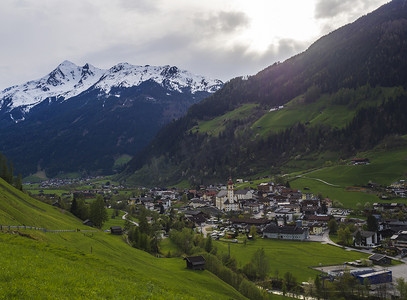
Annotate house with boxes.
[353,230,377,247]
[351,158,370,165]
[235,189,254,200]
[230,218,271,230]
[258,182,273,193]
[240,200,261,214]
[373,203,405,212]
[263,224,309,240]
[184,210,207,225]
[189,198,207,208]
[202,190,217,203]
[307,222,324,235]
[305,215,330,224]
[273,207,295,223]
[368,253,391,265]
[184,255,206,270]
[390,230,407,249]
[110,226,123,235]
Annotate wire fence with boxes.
[0,224,97,233]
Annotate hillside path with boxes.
[295,175,341,187]
[121,211,138,226]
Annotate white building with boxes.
[216,178,239,211]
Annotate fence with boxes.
[0,225,97,233]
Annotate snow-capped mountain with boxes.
[0,61,223,177]
[95,63,223,94]
[0,61,223,122]
[0,61,105,112]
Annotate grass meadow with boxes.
[192,103,257,136]
[213,239,369,283]
[290,147,407,208]
[0,179,247,299]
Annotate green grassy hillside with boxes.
[0,179,246,299]
[192,103,258,136]
[251,86,402,137]
[289,146,407,208]
[0,178,84,229]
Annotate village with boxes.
[147,177,406,246]
[123,176,407,296]
[26,174,407,296]
[30,175,407,249]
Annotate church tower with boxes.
[227,177,234,204]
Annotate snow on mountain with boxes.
[95,63,223,94]
[0,61,223,117]
[0,61,105,111]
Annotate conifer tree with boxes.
[89,195,108,228]
[14,174,23,191]
[70,198,78,216]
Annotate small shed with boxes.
[369,253,391,265]
[83,219,94,227]
[110,226,123,235]
[184,255,206,270]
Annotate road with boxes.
[201,224,212,237]
[309,230,407,280]
[121,211,138,226]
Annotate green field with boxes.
[102,209,127,231]
[289,147,407,208]
[113,154,133,169]
[0,179,246,299]
[162,237,369,283]
[0,178,85,229]
[213,239,369,282]
[251,86,402,137]
[192,103,258,136]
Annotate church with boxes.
[215,178,239,211]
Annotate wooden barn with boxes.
[184,256,206,270]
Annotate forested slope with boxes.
[121,0,407,186]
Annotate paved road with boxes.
[309,230,407,280]
[121,211,138,226]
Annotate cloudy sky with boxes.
[0,0,389,90]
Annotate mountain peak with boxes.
[95,63,222,94]
[58,60,78,69]
[0,61,223,122]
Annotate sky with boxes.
[0,0,389,90]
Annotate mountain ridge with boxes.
[0,61,223,124]
[0,62,223,177]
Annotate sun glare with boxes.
[236,0,318,52]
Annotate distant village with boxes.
[29,175,407,251]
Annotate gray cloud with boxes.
[79,26,307,83]
[315,0,350,19]
[0,0,390,90]
[117,0,159,13]
[195,11,250,35]
[315,0,388,20]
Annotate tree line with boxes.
[0,152,22,190]
[70,194,108,228]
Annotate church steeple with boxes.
[227,177,234,204]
